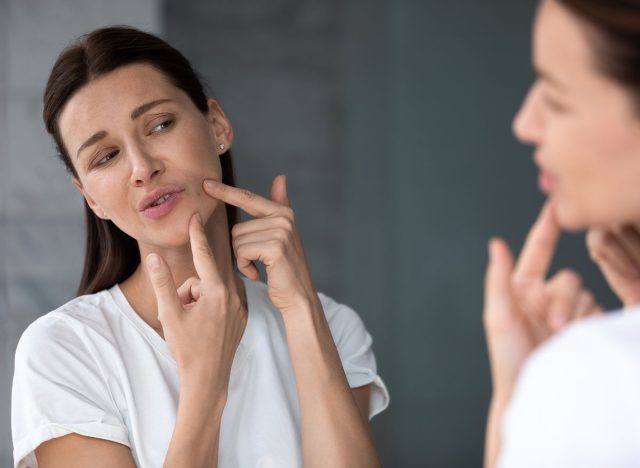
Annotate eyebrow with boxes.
[76,98,174,159]
[534,65,566,91]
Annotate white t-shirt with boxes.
[498,307,640,468]
[12,278,389,468]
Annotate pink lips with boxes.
[538,170,556,194]
[139,186,184,220]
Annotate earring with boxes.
[218,143,225,151]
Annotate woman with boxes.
[11,27,388,468]
[484,0,640,466]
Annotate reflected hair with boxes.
[43,26,238,296]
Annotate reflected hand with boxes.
[484,201,603,399]
[587,224,640,308]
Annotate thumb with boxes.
[270,175,290,207]
[146,253,181,321]
[484,237,516,329]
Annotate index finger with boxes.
[513,201,561,282]
[189,213,223,284]
[204,179,282,218]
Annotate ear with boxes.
[72,178,108,220]
[207,98,235,152]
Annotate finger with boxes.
[587,228,640,278]
[270,175,290,207]
[231,216,293,238]
[545,269,582,331]
[233,225,291,245]
[189,213,223,284]
[574,290,596,319]
[203,179,284,218]
[612,225,640,275]
[484,237,516,331]
[177,277,201,304]
[146,253,181,320]
[513,201,561,282]
[234,242,262,280]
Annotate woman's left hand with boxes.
[203,176,318,314]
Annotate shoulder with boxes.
[523,309,640,382]
[15,289,118,364]
[500,311,640,466]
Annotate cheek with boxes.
[553,122,640,228]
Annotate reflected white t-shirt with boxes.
[12,278,389,468]
[498,307,640,468]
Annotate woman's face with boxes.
[59,63,233,248]
[514,0,640,230]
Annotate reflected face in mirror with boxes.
[58,63,231,249]
[513,0,640,230]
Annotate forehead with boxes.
[58,63,183,147]
[533,0,593,79]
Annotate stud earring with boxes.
[218,143,225,151]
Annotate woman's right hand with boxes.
[483,201,603,468]
[146,213,247,388]
[586,224,640,308]
[484,202,603,401]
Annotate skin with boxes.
[483,1,640,467]
[36,63,378,467]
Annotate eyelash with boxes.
[92,119,175,168]
[149,119,174,134]
[542,94,567,113]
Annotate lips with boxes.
[138,185,184,211]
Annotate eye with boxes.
[96,150,119,166]
[149,119,174,134]
[542,93,567,113]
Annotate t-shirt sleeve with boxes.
[318,293,390,419]
[498,323,640,468]
[12,314,129,468]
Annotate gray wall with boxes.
[2,0,620,466]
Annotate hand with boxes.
[586,224,640,308]
[146,213,247,385]
[203,175,318,314]
[484,201,603,400]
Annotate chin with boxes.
[554,201,591,232]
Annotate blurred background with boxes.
[0,0,621,466]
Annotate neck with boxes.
[120,206,244,334]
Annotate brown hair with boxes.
[43,26,238,296]
[557,0,640,104]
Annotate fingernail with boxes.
[204,179,216,188]
[488,238,498,260]
[147,253,160,270]
[196,212,203,224]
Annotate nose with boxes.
[512,82,544,146]
[128,143,164,187]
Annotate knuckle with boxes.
[268,239,285,257]
[281,206,295,221]
[196,242,213,258]
[241,189,255,200]
[586,230,606,254]
[152,273,172,290]
[210,286,230,303]
[557,268,581,286]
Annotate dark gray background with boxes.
[1,0,619,466]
